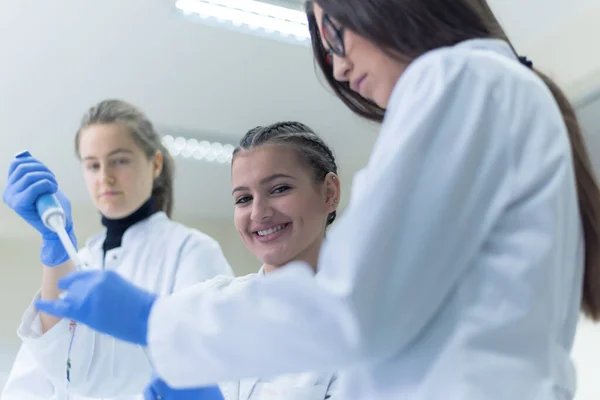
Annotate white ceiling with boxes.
[0,0,599,223]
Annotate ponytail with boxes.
[153,144,175,218]
[536,71,600,320]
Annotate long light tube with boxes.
[175,0,310,43]
[162,135,235,164]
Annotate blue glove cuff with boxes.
[40,228,77,267]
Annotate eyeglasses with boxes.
[321,13,345,65]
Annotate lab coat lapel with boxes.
[82,230,107,270]
[238,377,260,400]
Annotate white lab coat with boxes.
[1,212,234,400]
[145,38,584,400]
[211,268,337,400]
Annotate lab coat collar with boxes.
[454,38,518,62]
[85,211,170,252]
[257,264,316,276]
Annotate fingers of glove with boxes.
[11,170,57,197]
[8,158,55,185]
[10,176,58,211]
[3,176,58,211]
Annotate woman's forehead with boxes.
[231,145,307,184]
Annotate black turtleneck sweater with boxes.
[101,196,157,255]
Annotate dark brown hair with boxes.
[75,99,175,218]
[306,0,600,320]
[233,121,338,226]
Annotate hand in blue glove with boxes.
[144,373,224,400]
[2,152,76,266]
[34,270,156,345]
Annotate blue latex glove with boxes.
[35,270,157,345]
[144,374,224,400]
[2,152,76,266]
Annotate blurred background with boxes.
[0,0,599,398]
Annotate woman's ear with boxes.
[153,151,164,179]
[324,172,341,213]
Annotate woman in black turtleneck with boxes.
[2,99,234,400]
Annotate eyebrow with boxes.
[82,148,134,161]
[232,173,296,195]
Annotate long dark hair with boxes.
[306,0,600,320]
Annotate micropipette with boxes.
[15,151,82,269]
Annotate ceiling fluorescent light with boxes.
[162,135,235,164]
[175,0,310,43]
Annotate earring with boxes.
[332,199,337,207]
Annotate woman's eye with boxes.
[235,196,251,205]
[272,185,290,194]
[112,158,130,166]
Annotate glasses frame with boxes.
[321,13,346,65]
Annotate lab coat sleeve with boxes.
[16,232,234,397]
[147,50,515,387]
[172,230,235,292]
[0,345,56,400]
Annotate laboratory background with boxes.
[0,0,599,398]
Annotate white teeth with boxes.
[257,224,286,237]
